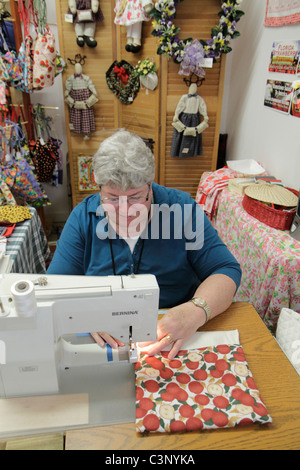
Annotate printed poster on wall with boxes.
[78,155,98,191]
[269,40,300,74]
[264,79,293,114]
[290,81,300,118]
[265,0,300,26]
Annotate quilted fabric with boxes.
[276,308,300,376]
[135,344,272,433]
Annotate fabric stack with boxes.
[196,168,240,219]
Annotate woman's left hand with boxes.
[139,302,206,360]
[91,332,125,349]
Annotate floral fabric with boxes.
[196,168,239,219]
[78,154,98,191]
[0,157,49,208]
[213,188,300,333]
[15,35,34,93]
[0,79,8,111]
[135,344,271,433]
[264,0,300,26]
[0,179,16,205]
[114,0,152,26]
[33,27,56,89]
[1,50,23,84]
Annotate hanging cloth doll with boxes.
[65,55,98,137]
[170,83,209,158]
[67,0,104,47]
[114,0,154,53]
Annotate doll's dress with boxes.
[65,73,97,134]
[67,0,104,23]
[170,92,208,158]
[114,0,151,25]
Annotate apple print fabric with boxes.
[33,27,56,90]
[135,344,272,433]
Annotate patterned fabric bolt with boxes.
[135,344,272,433]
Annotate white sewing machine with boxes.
[0,273,159,421]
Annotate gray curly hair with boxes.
[93,130,155,190]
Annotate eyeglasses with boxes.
[100,184,151,206]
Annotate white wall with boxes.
[221,0,300,191]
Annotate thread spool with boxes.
[11,280,37,317]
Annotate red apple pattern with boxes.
[135,344,272,433]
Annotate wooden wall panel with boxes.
[159,0,225,198]
[116,17,162,184]
[55,0,118,206]
[56,0,225,205]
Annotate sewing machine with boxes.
[0,273,159,425]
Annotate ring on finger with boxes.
[165,334,174,344]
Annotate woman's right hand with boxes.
[90,332,125,349]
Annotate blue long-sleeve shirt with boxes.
[47,183,241,308]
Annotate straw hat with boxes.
[244,183,298,207]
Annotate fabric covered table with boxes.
[213,188,300,333]
[6,207,51,274]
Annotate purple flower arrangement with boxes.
[150,0,244,66]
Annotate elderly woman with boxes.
[48,130,241,359]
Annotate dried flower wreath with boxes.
[106,60,140,105]
[150,0,244,64]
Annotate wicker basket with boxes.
[242,188,299,230]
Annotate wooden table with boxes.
[65,302,300,450]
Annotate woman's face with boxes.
[100,183,152,237]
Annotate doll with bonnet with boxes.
[65,55,98,137]
[68,0,104,47]
[114,0,154,53]
[170,82,209,158]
